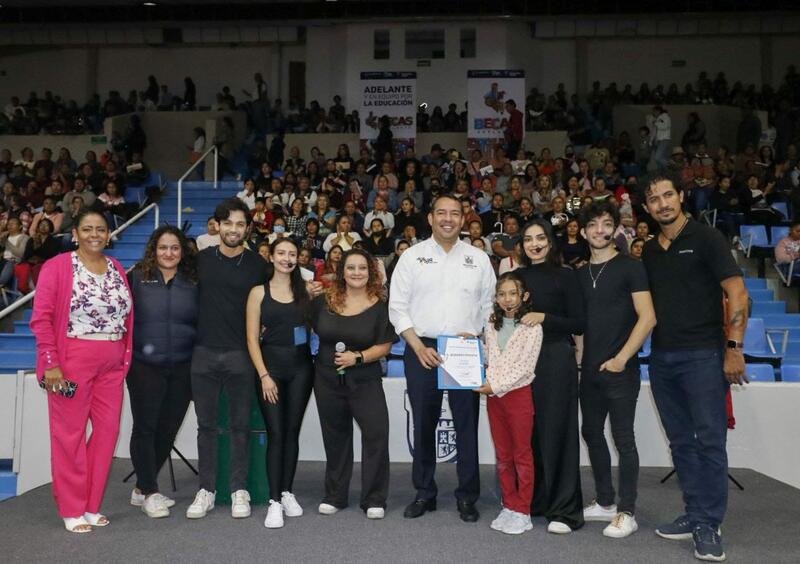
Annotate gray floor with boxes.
[1,460,799,564]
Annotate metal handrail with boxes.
[0,203,159,322]
[177,144,218,227]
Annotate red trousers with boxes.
[13,262,44,294]
[47,338,126,517]
[487,386,535,514]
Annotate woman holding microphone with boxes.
[309,248,394,519]
[30,209,133,533]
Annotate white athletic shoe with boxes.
[131,489,175,508]
[603,512,639,538]
[186,489,215,519]
[141,493,170,518]
[366,507,385,519]
[490,508,514,531]
[231,490,251,518]
[583,500,618,522]
[501,511,533,535]
[281,491,303,517]
[547,521,573,534]
[318,503,339,515]
[264,500,284,528]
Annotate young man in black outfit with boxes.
[577,200,656,539]
[186,198,270,520]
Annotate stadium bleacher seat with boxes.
[748,288,774,301]
[743,317,784,362]
[771,225,789,244]
[739,225,770,257]
[751,301,786,315]
[744,363,776,382]
[744,278,767,291]
[386,359,405,378]
[639,364,649,381]
[771,202,789,223]
[390,338,406,357]
[780,365,800,382]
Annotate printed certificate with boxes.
[437,335,485,389]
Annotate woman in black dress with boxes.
[310,248,394,520]
[246,238,313,529]
[517,218,586,534]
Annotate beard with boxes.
[655,209,680,225]
[220,232,244,248]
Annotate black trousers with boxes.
[127,359,192,495]
[531,339,584,529]
[314,372,390,510]
[404,341,480,504]
[191,345,254,493]
[254,346,314,502]
[580,365,641,514]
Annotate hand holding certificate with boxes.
[437,335,485,390]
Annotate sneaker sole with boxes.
[186,511,207,519]
[264,520,284,529]
[142,508,170,519]
[132,497,175,508]
[130,498,143,507]
[655,530,694,540]
[502,523,533,535]
[282,508,303,518]
[584,514,617,522]
[603,523,639,538]
[694,550,726,562]
[232,510,251,518]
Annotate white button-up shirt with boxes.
[389,237,496,339]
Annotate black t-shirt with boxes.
[310,296,395,381]
[642,220,741,351]
[196,246,269,350]
[578,254,649,370]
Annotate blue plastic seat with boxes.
[760,314,800,329]
[386,359,405,378]
[390,338,406,357]
[638,333,651,359]
[771,225,789,244]
[750,301,786,315]
[772,202,789,221]
[739,225,770,254]
[639,364,649,381]
[744,278,767,290]
[748,289,774,301]
[744,363,775,382]
[780,364,800,382]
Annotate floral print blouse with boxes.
[67,252,132,336]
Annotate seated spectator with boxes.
[635,220,653,241]
[378,161,398,189]
[386,239,411,282]
[460,200,482,230]
[0,216,32,291]
[367,175,398,212]
[97,180,126,228]
[15,217,59,293]
[774,221,800,266]
[544,196,571,238]
[491,215,522,259]
[126,153,150,185]
[309,193,336,237]
[285,197,309,238]
[237,178,257,210]
[498,239,523,275]
[55,147,77,173]
[629,237,645,261]
[322,214,362,252]
[314,244,343,288]
[364,196,394,237]
[301,217,326,261]
[462,219,493,255]
[400,224,419,246]
[196,216,221,250]
[394,197,426,240]
[45,178,67,204]
[481,193,506,236]
[61,177,95,210]
[266,216,295,246]
[297,247,315,279]
[363,218,394,259]
[30,196,63,235]
[399,178,423,211]
[250,197,274,239]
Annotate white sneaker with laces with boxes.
[366,507,385,519]
[142,493,170,518]
[603,512,639,538]
[547,521,572,534]
[131,489,175,508]
[264,500,284,528]
[490,508,514,531]
[318,503,339,515]
[583,500,618,522]
[502,511,533,535]
[231,490,251,518]
[281,491,303,517]
[186,489,215,519]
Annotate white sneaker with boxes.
[231,490,251,518]
[281,491,303,517]
[318,503,339,515]
[186,489,215,519]
[141,493,170,518]
[547,521,573,534]
[131,489,175,508]
[366,507,385,519]
[490,508,514,531]
[583,500,618,522]
[501,511,533,535]
[603,512,639,538]
[264,500,284,529]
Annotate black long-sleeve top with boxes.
[517,263,585,344]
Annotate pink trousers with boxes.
[47,338,126,518]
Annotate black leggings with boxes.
[254,346,314,502]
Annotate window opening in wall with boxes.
[460,28,476,58]
[374,29,390,60]
[405,29,445,59]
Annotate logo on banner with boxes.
[404,390,458,463]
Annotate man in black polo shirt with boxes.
[642,177,748,563]
[186,198,269,521]
[577,200,656,539]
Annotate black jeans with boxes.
[580,365,641,514]
[314,373,390,510]
[127,359,192,495]
[191,345,255,493]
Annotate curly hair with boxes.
[325,248,386,314]
[489,272,534,331]
[138,225,197,282]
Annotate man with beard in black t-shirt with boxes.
[577,200,656,539]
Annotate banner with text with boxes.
[467,70,525,140]
[360,71,417,151]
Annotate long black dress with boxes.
[518,263,586,530]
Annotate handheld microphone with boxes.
[603,235,613,241]
[335,342,346,385]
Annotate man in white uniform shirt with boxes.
[389,194,496,523]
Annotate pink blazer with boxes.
[29,251,134,379]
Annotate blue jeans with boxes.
[649,348,728,527]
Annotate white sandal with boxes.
[63,516,92,533]
[83,512,109,527]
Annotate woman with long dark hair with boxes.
[310,248,394,519]
[127,225,198,518]
[516,219,586,534]
[246,238,313,529]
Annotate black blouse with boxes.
[517,263,585,344]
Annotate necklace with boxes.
[216,246,245,267]
[588,259,611,289]
[661,215,689,243]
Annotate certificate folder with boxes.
[437,335,485,390]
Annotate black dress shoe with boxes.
[403,498,437,519]
[457,501,479,522]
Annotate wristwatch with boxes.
[726,340,743,350]
[355,352,364,365]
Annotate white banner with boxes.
[359,71,417,142]
[467,70,525,139]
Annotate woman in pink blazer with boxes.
[30,209,133,533]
